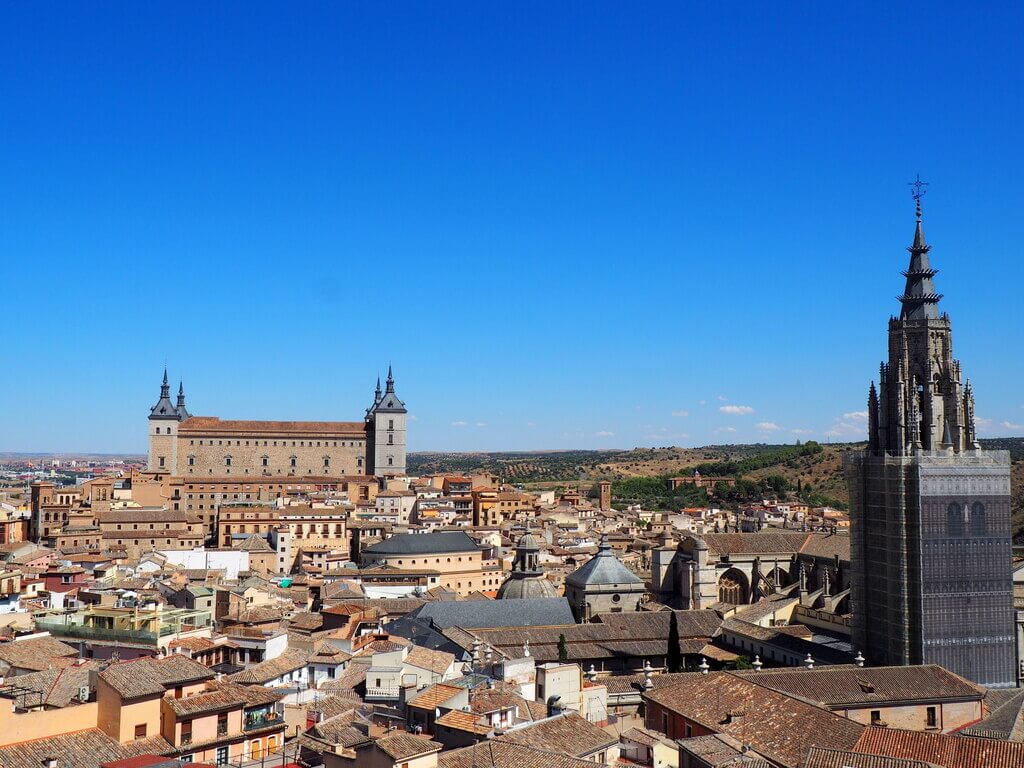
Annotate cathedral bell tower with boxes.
[845,182,1014,687]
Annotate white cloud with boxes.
[408,414,418,421]
[1000,421,1024,431]
[843,411,869,422]
[714,426,737,434]
[720,405,754,415]
[717,394,729,402]
[594,430,615,438]
[451,420,467,427]
[526,421,537,428]
[475,422,488,428]
[790,428,813,435]
[756,422,781,432]
[699,400,707,407]
[975,417,993,428]
[672,410,690,418]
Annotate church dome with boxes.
[497,572,557,600]
[565,536,644,588]
[516,531,541,550]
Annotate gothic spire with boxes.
[898,185,943,321]
[161,368,170,398]
[176,381,190,420]
[385,365,395,393]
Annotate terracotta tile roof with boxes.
[733,665,984,708]
[803,747,939,768]
[496,711,617,757]
[440,739,607,768]
[0,728,133,768]
[179,417,366,436]
[643,672,863,767]
[99,654,214,700]
[960,688,1024,741]
[701,532,813,556]
[228,648,310,685]
[0,635,78,672]
[407,682,463,710]
[0,660,101,708]
[435,708,491,734]
[853,727,1024,768]
[374,732,443,760]
[405,645,455,675]
[165,687,245,717]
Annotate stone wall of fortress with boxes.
[173,427,369,477]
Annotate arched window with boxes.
[970,502,987,536]
[947,502,964,537]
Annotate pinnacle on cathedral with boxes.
[897,197,943,321]
[866,193,977,456]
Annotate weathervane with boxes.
[909,174,928,202]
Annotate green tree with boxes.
[667,612,681,673]
[557,633,569,663]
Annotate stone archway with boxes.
[718,567,749,605]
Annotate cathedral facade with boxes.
[147,368,407,479]
[844,197,1015,687]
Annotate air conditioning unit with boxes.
[78,686,90,702]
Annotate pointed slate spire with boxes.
[150,369,179,420]
[385,365,395,393]
[898,192,943,320]
[175,381,191,420]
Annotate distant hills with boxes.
[409,438,1024,539]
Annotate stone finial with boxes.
[804,653,815,669]
[523,640,530,658]
[642,659,654,689]
[854,651,865,668]
[698,657,710,675]
[752,655,762,671]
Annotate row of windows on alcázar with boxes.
[147,367,408,478]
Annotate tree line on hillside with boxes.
[611,442,847,511]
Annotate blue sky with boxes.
[2,3,1023,453]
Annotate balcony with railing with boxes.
[244,707,284,732]
[32,606,214,646]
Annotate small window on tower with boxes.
[971,502,987,536]
[946,503,964,537]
